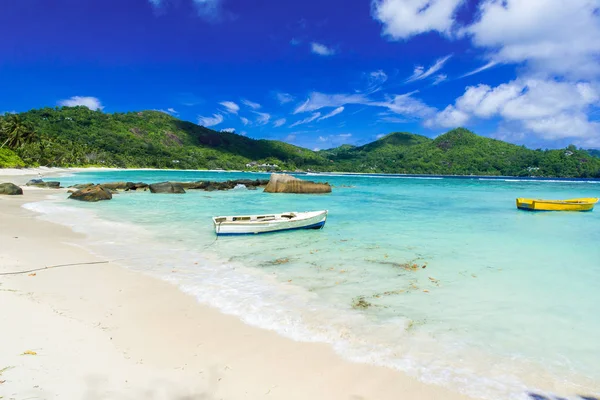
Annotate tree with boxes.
[0,114,37,149]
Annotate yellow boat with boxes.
[516,197,599,212]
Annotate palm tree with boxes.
[0,114,37,149]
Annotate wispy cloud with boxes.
[273,118,286,127]
[193,0,222,20]
[366,70,388,93]
[275,92,295,104]
[154,108,179,115]
[318,106,344,121]
[294,91,434,120]
[311,42,335,56]
[58,96,104,111]
[221,128,235,133]
[432,74,447,85]
[240,117,250,125]
[295,93,369,113]
[220,101,239,114]
[241,99,261,109]
[148,0,162,6]
[406,55,452,83]
[198,113,224,127]
[460,61,498,78]
[290,112,321,127]
[253,111,271,125]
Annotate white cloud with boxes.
[253,111,271,125]
[221,128,236,133]
[290,112,321,127]
[318,106,345,121]
[0,110,17,116]
[374,92,436,118]
[193,0,222,20]
[58,96,104,111]
[295,91,435,120]
[285,134,296,142]
[460,61,498,78]
[406,55,452,83]
[154,107,179,115]
[376,134,386,139]
[311,42,335,56]
[367,70,388,92]
[425,105,470,128]
[465,0,600,79]
[295,93,370,113]
[241,99,261,109]
[273,118,286,127]
[220,101,239,114]
[427,78,600,144]
[372,0,464,40]
[197,113,224,127]
[275,92,295,104]
[240,131,248,136]
[240,117,250,125]
[432,74,447,85]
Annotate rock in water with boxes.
[263,173,331,194]
[69,185,113,202]
[149,182,186,194]
[0,182,23,195]
[26,179,61,188]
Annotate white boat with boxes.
[212,210,328,236]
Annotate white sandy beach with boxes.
[0,170,477,400]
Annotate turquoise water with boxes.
[29,171,600,400]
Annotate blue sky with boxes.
[1,0,600,150]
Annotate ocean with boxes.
[26,170,600,400]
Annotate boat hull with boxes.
[516,198,598,212]
[214,211,327,236]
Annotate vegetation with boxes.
[1,107,599,178]
[0,148,25,168]
[319,129,600,178]
[588,149,600,158]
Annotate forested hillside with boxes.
[1,107,599,178]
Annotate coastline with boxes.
[0,189,477,399]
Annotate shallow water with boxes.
[29,171,600,400]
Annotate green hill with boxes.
[0,107,327,170]
[1,108,599,178]
[319,128,600,177]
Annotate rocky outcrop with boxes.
[26,179,61,188]
[263,174,331,194]
[96,182,149,191]
[0,182,23,195]
[68,185,113,202]
[63,179,268,194]
[176,179,268,191]
[68,183,95,190]
[149,182,186,194]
